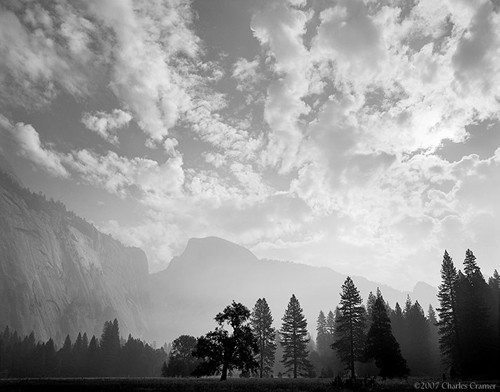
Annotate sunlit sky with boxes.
[1,0,499,290]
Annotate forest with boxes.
[0,250,498,382]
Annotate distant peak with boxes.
[177,236,258,265]
[413,281,436,291]
[187,236,235,246]
[185,236,250,251]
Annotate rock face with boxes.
[0,171,150,342]
[149,236,438,343]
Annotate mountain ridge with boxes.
[148,236,438,342]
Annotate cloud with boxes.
[0,3,104,109]
[186,98,263,164]
[65,149,185,203]
[229,162,271,201]
[452,1,500,114]
[232,57,260,91]
[251,1,312,172]
[0,111,186,211]
[312,0,383,77]
[100,219,185,270]
[88,0,199,143]
[81,109,132,144]
[0,1,204,149]
[0,114,68,178]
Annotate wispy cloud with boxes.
[81,110,132,144]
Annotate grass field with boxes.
[0,377,498,391]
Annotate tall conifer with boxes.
[280,294,311,378]
[457,250,491,377]
[332,277,367,380]
[366,292,408,378]
[316,311,328,357]
[251,298,276,377]
[437,250,461,373]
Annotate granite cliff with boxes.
[0,171,150,342]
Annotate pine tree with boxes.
[326,310,336,336]
[316,311,328,357]
[316,308,340,378]
[463,249,481,279]
[58,335,73,376]
[436,250,461,374]
[456,250,491,377]
[317,311,327,336]
[82,333,89,351]
[100,319,121,376]
[488,270,500,375]
[427,305,442,376]
[250,298,276,378]
[332,277,367,380]
[404,295,412,316]
[390,302,404,347]
[365,292,408,378]
[87,335,99,376]
[280,294,311,378]
[44,338,57,377]
[404,300,433,375]
[73,332,86,377]
[366,291,377,326]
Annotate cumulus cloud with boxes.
[88,0,199,143]
[232,57,260,91]
[0,114,68,178]
[1,112,186,213]
[0,2,105,109]
[312,0,383,79]
[65,149,185,204]
[251,1,312,172]
[81,109,132,144]
[186,97,263,164]
[0,1,204,149]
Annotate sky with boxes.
[1,0,499,290]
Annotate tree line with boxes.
[1,248,497,380]
[0,319,166,377]
[164,249,498,381]
[437,250,499,379]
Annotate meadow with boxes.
[0,377,446,392]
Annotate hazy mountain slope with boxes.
[149,237,438,343]
[0,171,150,342]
